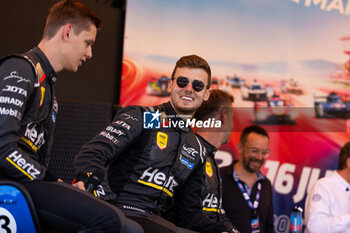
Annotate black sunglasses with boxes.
[173,76,208,92]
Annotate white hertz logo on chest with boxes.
[137,167,178,197]
[6,151,40,180]
[23,123,45,151]
[202,193,220,213]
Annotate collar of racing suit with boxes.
[195,134,217,159]
[27,46,57,83]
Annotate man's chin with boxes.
[177,106,196,115]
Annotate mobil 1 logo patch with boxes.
[143,110,161,129]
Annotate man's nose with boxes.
[86,47,92,59]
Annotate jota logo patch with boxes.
[143,110,161,129]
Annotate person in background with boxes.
[0,0,142,232]
[74,55,231,232]
[193,89,240,233]
[305,141,350,233]
[220,125,275,233]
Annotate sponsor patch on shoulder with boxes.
[205,161,213,177]
[180,154,194,170]
[157,131,168,150]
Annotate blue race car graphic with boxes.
[226,74,245,88]
[314,92,350,118]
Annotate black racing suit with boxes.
[197,135,239,233]
[0,47,58,182]
[0,47,136,233]
[75,102,228,233]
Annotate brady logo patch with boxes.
[156,132,168,150]
[143,110,161,129]
[205,161,213,177]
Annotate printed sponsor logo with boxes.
[156,132,168,150]
[179,155,194,170]
[181,144,198,160]
[94,185,105,198]
[52,112,56,123]
[106,126,124,136]
[100,131,120,144]
[6,151,41,180]
[143,110,161,129]
[121,113,138,121]
[0,96,24,107]
[202,193,218,209]
[0,107,22,120]
[114,120,130,130]
[3,71,31,83]
[122,205,146,213]
[205,161,213,177]
[53,99,58,112]
[138,167,178,196]
[2,85,27,97]
[24,123,45,149]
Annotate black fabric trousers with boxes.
[24,181,143,233]
[123,209,197,233]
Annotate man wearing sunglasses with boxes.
[220,125,275,233]
[74,55,232,233]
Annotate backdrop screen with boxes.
[121,1,350,231]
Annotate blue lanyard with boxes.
[236,180,261,210]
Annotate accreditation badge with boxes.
[251,215,260,233]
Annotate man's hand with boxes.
[73,181,86,191]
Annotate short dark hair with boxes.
[194,89,234,121]
[338,141,350,170]
[43,0,102,39]
[240,125,269,144]
[171,54,211,88]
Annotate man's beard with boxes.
[242,156,264,173]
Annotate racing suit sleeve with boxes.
[0,58,55,182]
[305,180,350,233]
[218,211,239,232]
[176,160,228,233]
[74,106,143,183]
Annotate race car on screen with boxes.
[314,92,350,118]
[281,78,303,95]
[226,74,245,88]
[211,77,220,89]
[241,81,273,101]
[254,95,297,124]
[146,75,170,97]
